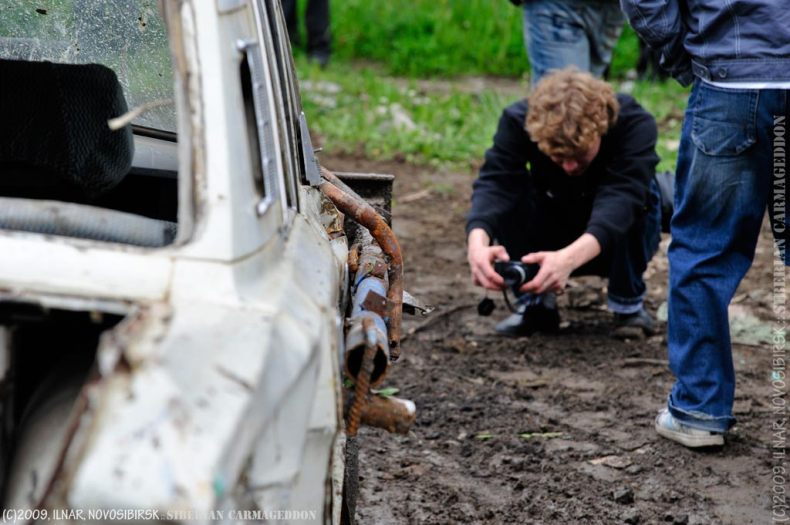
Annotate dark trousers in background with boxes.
[282,0,331,58]
[495,180,662,314]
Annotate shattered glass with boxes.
[0,0,176,132]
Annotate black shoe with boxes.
[495,294,560,337]
[612,307,655,340]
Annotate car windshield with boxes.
[1,0,176,132]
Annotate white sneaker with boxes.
[655,408,724,448]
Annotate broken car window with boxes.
[1,0,175,132]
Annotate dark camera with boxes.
[494,260,540,292]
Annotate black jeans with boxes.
[283,0,331,57]
[496,179,662,313]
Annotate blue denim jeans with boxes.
[667,80,789,432]
[522,0,624,85]
[497,180,662,314]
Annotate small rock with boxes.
[590,454,633,469]
[389,103,418,131]
[625,464,644,475]
[657,301,669,322]
[613,487,635,504]
[666,490,682,502]
[673,514,689,525]
[622,509,640,524]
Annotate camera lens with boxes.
[503,263,527,287]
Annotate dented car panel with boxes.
[3,196,345,521]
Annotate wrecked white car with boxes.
[0,1,416,522]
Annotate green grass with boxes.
[296,0,526,77]
[609,25,641,80]
[299,59,518,169]
[292,0,641,78]
[298,58,688,173]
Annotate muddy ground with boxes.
[325,153,784,525]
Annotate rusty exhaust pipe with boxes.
[321,166,415,436]
[344,313,389,387]
[320,167,404,361]
[344,226,391,386]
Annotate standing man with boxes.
[621,0,790,447]
[282,0,331,67]
[508,0,625,84]
[467,68,662,338]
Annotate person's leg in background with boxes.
[605,178,661,337]
[581,0,624,79]
[282,0,300,47]
[522,0,591,85]
[305,0,331,67]
[665,82,777,438]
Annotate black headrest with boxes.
[0,59,133,199]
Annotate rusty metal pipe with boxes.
[346,317,377,437]
[320,173,404,360]
[360,395,416,435]
[343,391,416,435]
[320,167,393,223]
[321,167,367,208]
[344,313,389,386]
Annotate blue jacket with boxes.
[620,0,790,85]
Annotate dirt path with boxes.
[325,153,781,525]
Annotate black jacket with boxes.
[466,94,659,254]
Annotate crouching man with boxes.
[466,68,662,337]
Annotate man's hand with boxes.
[519,233,602,294]
[467,228,509,291]
[519,251,575,294]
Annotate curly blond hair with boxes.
[526,68,619,159]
